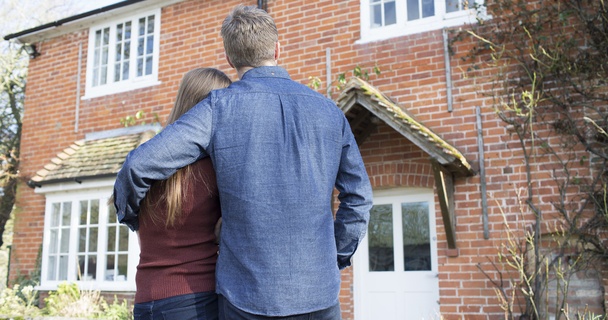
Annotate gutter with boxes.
[3,0,147,41]
[27,173,119,189]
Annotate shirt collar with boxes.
[241,66,291,80]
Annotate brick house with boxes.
[4,0,606,319]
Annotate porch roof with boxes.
[28,129,156,187]
[336,77,475,178]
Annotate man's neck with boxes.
[236,61,278,79]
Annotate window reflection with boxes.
[368,204,394,271]
[402,202,431,271]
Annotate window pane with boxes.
[147,15,155,33]
[117,254,128,281]
[107,226,116,251]
[118,226,129,251]
[371,3,382,28]
[105,254,116,280]
[114,60,121,82]
[101,65,107,85]
[89,227,98,252]
[368,204,394,271]
[137,58,143,77]
[446,0,459,12]
[90,200,99,224]
[62,202,71,225]
[125,21,132,39]
[79,255,97,281]
[86,256,97,280]
[59,255,68,280]
[79,228,87,252]
[49,230,58,254]
[139,17,145,36]
[78,255,86,280]
[48,256,56,280]
[146,35,153,54]
[422,0,435,18]
[402,202,431,271]
[60,228,70,252]
[145,56,153,76]
[108,205,117,223]
[384,1,396,26]
[407,0,420,21]
[51,203,60,227]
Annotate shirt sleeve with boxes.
[334,115,373,270]
[113,98,214,231]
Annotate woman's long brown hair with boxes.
[142,68,231,227]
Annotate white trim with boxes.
[358,0,487,44]
[37,183,139,292]
[34,178,116,194]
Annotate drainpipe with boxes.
[75,42,82,133]
[257,0,267,11]
[476,106,489,239]
[6,245,11,287]
[442,28,453,113]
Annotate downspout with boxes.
[75,42,82,133]
[476,106,489,239]
[257,0,267,11]
[442,28,453,113]
[5,245,11,287]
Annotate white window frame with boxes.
[359,0,487,43]
[83,8,161,99]
[37,179,139,292]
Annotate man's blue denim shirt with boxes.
[113,66,372,316]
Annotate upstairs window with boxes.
[85,9,160,98]
[361,0,484,42]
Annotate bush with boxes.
[0,282,133,319]
[0,284,42,319]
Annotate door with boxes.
[354,188,439,320]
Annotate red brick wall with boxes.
[11,0,606,319]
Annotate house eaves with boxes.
[3,0,184,44]
[336,77,475,178]
[28,129,156,188]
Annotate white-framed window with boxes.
[39,182,139,291]
[359,0,486,42]
[84,9,161,98]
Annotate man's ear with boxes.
[274,41,281,62]
[225,54,234,69]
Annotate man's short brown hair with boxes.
[221,5,278,69]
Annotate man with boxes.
[113,4,372,319]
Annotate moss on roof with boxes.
[337,77,472,173]
[30,130,155,184]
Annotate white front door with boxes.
[354,188,440,320]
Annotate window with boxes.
[360,0,485,42]
[85,9,160,98]
[40,187,139,291]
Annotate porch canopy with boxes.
[28,127,157,188]
[336,77,475,251]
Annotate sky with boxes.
[79,0,125,13]
[1,0,125,37]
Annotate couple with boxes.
[113,4,372,320]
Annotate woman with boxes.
[133,68,231,320]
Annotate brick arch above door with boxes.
[367,162,435,190]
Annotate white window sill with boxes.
[82,80,162,100]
